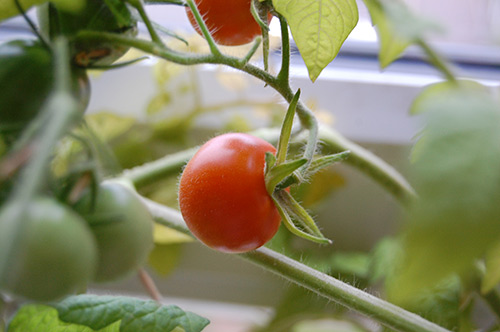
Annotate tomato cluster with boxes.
[0,182,154,301]
[179,133,281,253]
[186,0,271,46]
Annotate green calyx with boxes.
[264,89,350,245]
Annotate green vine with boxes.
[141,197,451,332]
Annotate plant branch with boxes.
[139,197,450,332]
[123,126,416,206]
[314,125,417,206]
[128,0,164,44]
[416,39,457,83]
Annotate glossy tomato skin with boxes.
[186,0,269,46]
[179,133,281,253]
[0,199,97,301]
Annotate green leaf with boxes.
[409,80,488,116]
[482,240,500,294]
[54,295,210,332]
[394,84,500,301]
[0,0,84,22]
[272,0,358,82]
[8,304,120,332]
[362,0,409,68]
[362,0,441,68]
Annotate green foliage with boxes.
[8,305,120,332]
[53,295,209,332]
[272,0,358,82]
[370,238,469,330]
[393,83,500,300]
[0,0,85,22]
[362,0,408,68]
[482,241,500,294]
[362,0,441,68]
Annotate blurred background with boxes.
[1,0,500,331]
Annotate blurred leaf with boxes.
[146,92,172,115]
[54,295,209,332]
[362,0,409,68]
[292,318,367,332]
[368,237,402,284]
[272,0,358,82]
[0,0,84,22]
[154,224,193,244]
[362,0,441,68]
[482,240,500,294]
[223,115,252,133]
[394,84,500,301]
[148,243,183,277]
[8,304,120,332]
[410,80,488,116]
[256,285,339,332]
[153,60,184,87]
[370,238,465,330]
[386,276,463,330]
[85,113,136,142]
[329,252,370,281]
[292,168,345,208]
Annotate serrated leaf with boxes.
[273,0,358,82]
[8,304,120,332]
[393,85,500,301]
[54,295,209,332]
[482,240,500,294]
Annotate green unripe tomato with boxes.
[37,0,137,67]
[75,181,154,282]
[0,198,97,301]
[0,40,52,136]
[0,39,91,142]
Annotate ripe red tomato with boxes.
[178,133,281,253]
[186,0,270,46]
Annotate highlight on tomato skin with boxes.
[185,0,271,46]
[178,133,281,253]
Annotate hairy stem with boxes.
[140,198,450,332]
[124,126,416,206]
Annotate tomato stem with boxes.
[184,0,222,57]
[416,39,457,84]
[141,197,452,332]
[128,0,164,45]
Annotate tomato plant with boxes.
[0,39,90,143]
[37,0,137,67]
[0,198,97,301]
[186,0,269,46]
[74,181,154,282]
[178,133,281,253]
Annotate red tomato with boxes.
[186,0,270,46]
[178,133,281,253]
